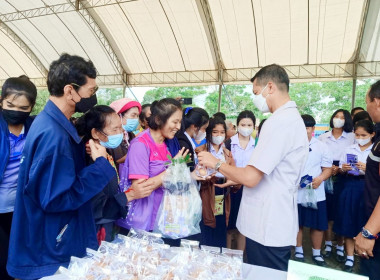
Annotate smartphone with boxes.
[181,98,192,105]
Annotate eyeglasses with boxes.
[71,83,98,96]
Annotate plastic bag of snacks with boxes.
[153,159,202,239]
[301,184,318,210]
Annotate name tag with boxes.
[214,195,224,216]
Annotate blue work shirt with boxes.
[0,127,26,212]
[7,100,116,279]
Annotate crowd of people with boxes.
[0,54,379,280]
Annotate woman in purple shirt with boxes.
[0,76,37,280]
[117,98,189,235]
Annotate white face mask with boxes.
[333,118,345,128]
[356,137,371,146]
[212,135,225,145]
[252,84,270,113]
[194,131,206,142]
[238,126,253,137]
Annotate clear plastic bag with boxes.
[301,184,318,209]
[153,161,202,239]
[324,177,334,194]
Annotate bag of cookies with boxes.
[153,160,202,239]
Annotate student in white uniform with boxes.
[318,109,354,262]
[295,115,332,267]
[198,64,309,271]
[334,120,374,272]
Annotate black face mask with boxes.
[2,109,31,125]
[75,94,97,113]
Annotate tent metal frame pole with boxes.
[123,84,126,98]
[351,78,357,110]
[217,83,222,112]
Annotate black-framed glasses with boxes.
[71,83,98,96]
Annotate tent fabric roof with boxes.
[0,0,379,88]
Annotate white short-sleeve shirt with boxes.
[339,143,373,175]
[318,131,355,162]
[236,101,309,247]
[298,137,333,204]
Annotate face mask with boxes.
[356,137,371,146]
[194,131,206,142]
[122,118,139,132]
[100,133,123,149]
[252,84,270,113]
[2,109,30,125]
[238,126,253,137]
[212,135,225,145]
[75,94,97,113]
[333,118,345,128]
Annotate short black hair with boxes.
[206,117,226,151]
[47,53,97,97]
[148,98,182,130]
[75,105,115,143]
[301,114,316,127]
[354,119,375,135]
[237,110,256,128]
[351,107,364,116]
[329,109,353,133]
[213,112,226,120]
[353,110,372,125]
[368,80,380,101]
[250,64,289,92]
[139,104,151,128]
[1,75,37,108]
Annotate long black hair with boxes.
[206,117,227,151]
[329,109,353,133]
[182,107,210,131]
[75,105,116,143]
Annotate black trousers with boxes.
[246,237,291,271]
[360,243,380,280]
[0,212,13,280]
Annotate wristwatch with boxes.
[361,227,380,240]
[215,160,223,171]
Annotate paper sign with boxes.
[287,260,368,280]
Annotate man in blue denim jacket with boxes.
[7,54,116,279]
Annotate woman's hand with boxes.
[340,163,352,173]
[89,139,107,160]
[356,161,366,172]
[215,179,238,188]
[331,165,340,176]
[311,176,323,189]
[173,147,190,160]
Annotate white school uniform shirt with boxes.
[318,130,355,162]
[184,131,198,163]
[209,144,226,178]
[236,101,309,247]
[298,137,333,204]
[339,143,373,175]
[230,133,255,168]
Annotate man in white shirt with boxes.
[198,64,309,271]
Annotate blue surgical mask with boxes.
[100,133,123,149]
[122,118,139,132]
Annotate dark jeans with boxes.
[246,237,291,271]
[0,212,13,280]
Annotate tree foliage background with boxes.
[28,80,373,124]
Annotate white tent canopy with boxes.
[0,0,380,88]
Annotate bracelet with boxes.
[215,161,223,171]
